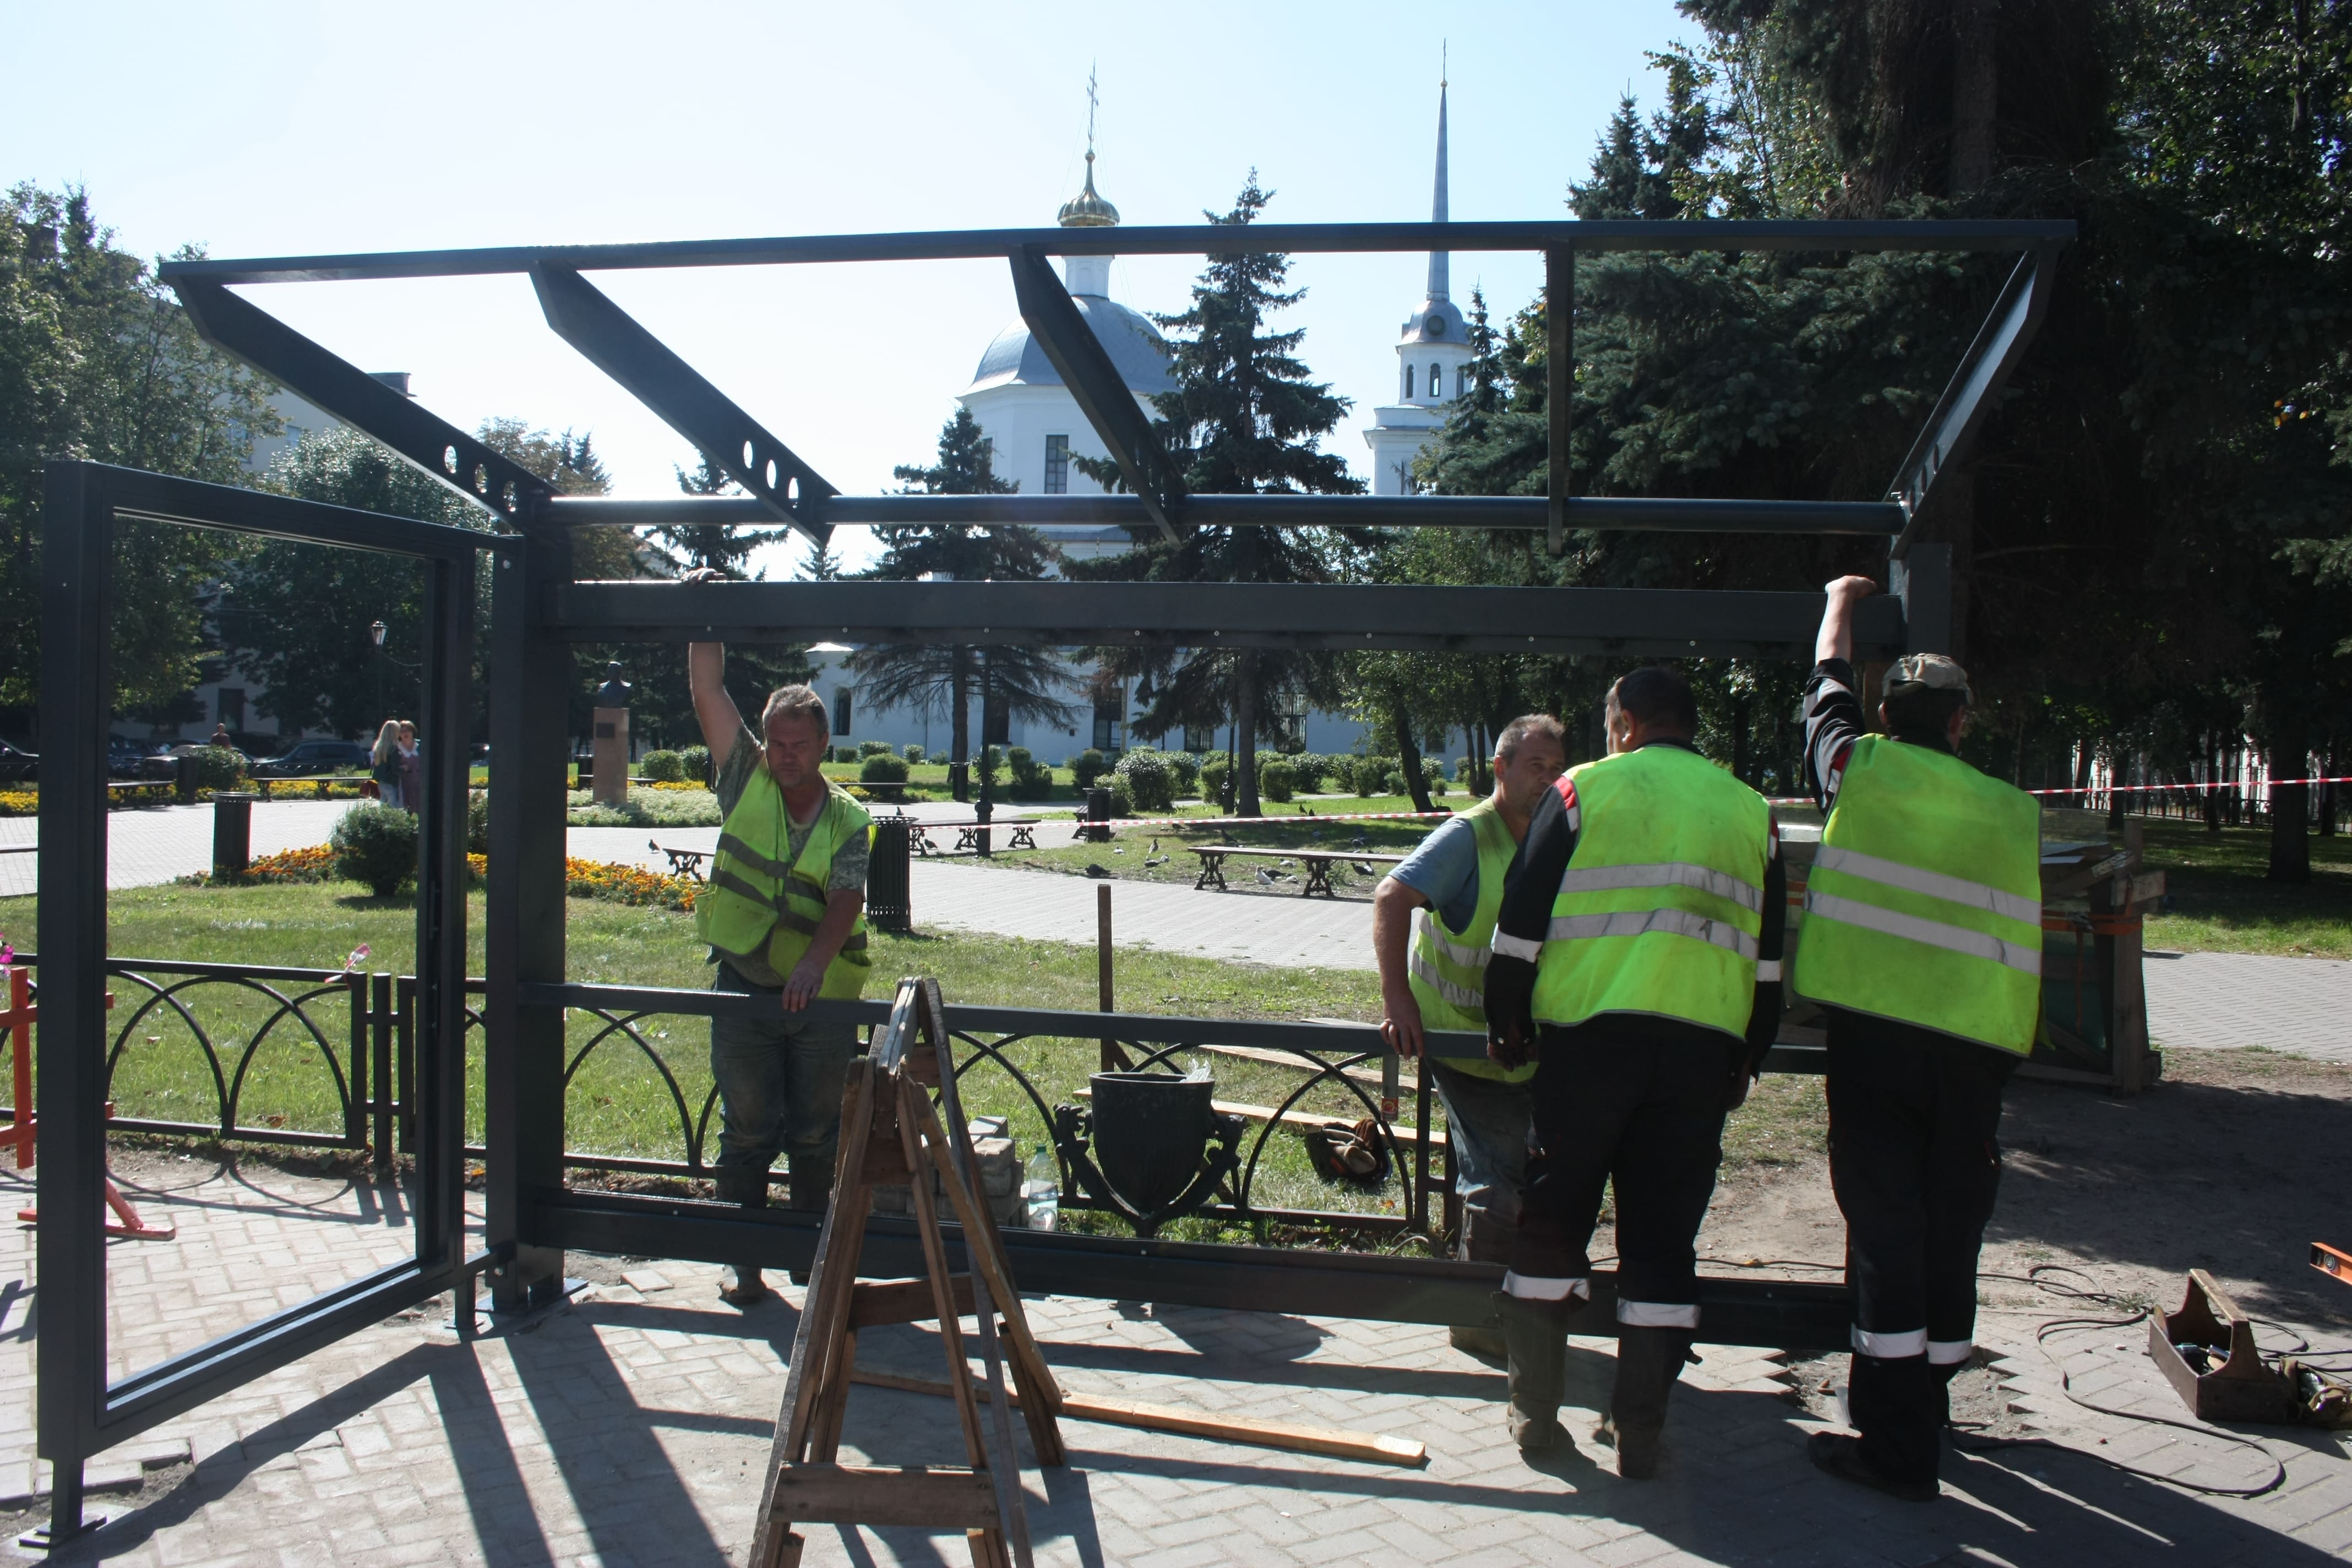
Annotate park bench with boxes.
[252,774,371,801]
[104,780,175,806]
[910,819,1039,855]
[648,840,709,880]
[1190,846,1403,898]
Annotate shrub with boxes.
[467,789,490,856]
[902,743,924,764]
[830,746,858,764]
[189,745,248,793]
[1427,771,1448,798]
[1069,748,1110,789]
[1382,769,1406,796]
[639,749,686,783]
[1108,775,1133,817]
[1260,759,1297,802]
[1164,749,1201,792]
[1351,755,1394,797]
[858,740,892,758]
[1286,753,1328,794]
[1005,746,1053,801]
[1114,749,1175,813]
[1200,757,1233,809]
[331,803,418,898]
[680,744,711,783]
[859,752,910,784]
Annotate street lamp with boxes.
[369,620,388,730]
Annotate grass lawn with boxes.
[2134,819,2352,959]
[998,810,1438,897]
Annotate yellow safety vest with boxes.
[695,766,874,998]
[1404,797,1533,1084]
[1530,745,1771,1039]
[1792,736,2041,1054]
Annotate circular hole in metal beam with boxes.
[742,440,754,469]
[444,445,459,475]
[765,459,778,490]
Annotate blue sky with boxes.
[10,0,1695,571]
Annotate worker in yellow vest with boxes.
[1374,714,1569,1362]
[1795,577,2041,1502]
[1482,666,1787,1476]
[688,587,875,1305]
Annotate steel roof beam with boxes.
[547,579,1910,659]
[160,218,2078,285]
[529,264,832,547]
[1007,245,1184,541]
[542,491,1905,535]
[171,278,552,526]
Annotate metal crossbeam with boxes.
[530,264,832,546]
[547,579,1910,658]
[170,279,551,525]
[159,217,2078,284]
[1008,246,1184,540]
[1885,247,2061,556]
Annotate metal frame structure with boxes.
[30,216,2066,1544]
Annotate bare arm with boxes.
[684,570,745,769]
[781,889,866,1012]
[1816,575,1879,666]
[1373,876,1431,1058]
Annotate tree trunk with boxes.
[2268,690,2311,883]
[2203,736,2223,832]
[1950,0,1998,194]
[1234,657,1262,817]
[950,647,971,803]
[1391,687,1435,814]
[1729,689,1752,786]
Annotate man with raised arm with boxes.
[1480,666,1786,1477]
[688,581,874,1305]
[1796,578,2043,1502]
[1373,714,1569,1363]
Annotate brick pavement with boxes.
[4,1154,2348,1565]
[2141,948,2352,1064]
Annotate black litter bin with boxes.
[212,792,257,877]
[1085,787,1112,843]
[867,816,912,933]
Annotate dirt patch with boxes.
[1684,1047,2352,1342]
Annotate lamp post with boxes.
[368,619,388,729]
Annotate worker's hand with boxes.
[1483,954,1539,1069]
[781,957,825,1012]
[1822,574,1878,603]
[1379,984,1427,1060]
[684,566,728,585]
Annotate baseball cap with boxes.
[1886,654,1972,704]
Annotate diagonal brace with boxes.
[1008,245,1184,542]
[529,265,831,547]
[1885,246,2060,558]
[171,278,552,525]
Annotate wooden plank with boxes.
[851,1274,978,1330]
[1071,1087,1429,1149]
[767,1463,1000,1529]
[847,1369,1428,1467]
[1197,1041,1417,1095]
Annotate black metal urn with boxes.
[1052,1069,1240,1237]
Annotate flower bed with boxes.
[564,856,698,911]
[566,787,723,827]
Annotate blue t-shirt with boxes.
[1387,816,1484,932]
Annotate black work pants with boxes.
[1511,1026,1736,1325]
[1825,1013,2016,1483]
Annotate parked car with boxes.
[0,740,35,783]
[107,737,164,777]
[252,739,372,778]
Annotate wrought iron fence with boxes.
[3,956,1451,1240]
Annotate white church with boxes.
[808,85,1469,767]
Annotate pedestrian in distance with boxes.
[369,719,403,810]
[1481,665,1787,1477]
[396,721,422,815]
[1374,714,1568,1364]
[1796,577,2043,1502]
[685,567,875,1306]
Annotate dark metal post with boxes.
[486,532,569,1310]
[1545,246,1573,558]
[345,971,368,1150]
[415,551,476,1279]
[33,462,111,1548]
[371,972,395,1178]
[1892,543,1954,656]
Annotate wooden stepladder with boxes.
[751,978,1065,1568]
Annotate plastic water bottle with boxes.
[1022,1145,1059,1232]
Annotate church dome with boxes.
[963,295,1174,398]
[1057,153,1120,227]
[1398,295,1468,347]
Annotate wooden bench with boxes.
[1190,846,1404,898]
[251,774,372,801]
[909,819,1039,856]
[649,840,709,880]
[104,780,175,806]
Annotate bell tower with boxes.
[1362,69,1474,496]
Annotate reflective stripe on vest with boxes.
[694,770,874,998]
[1530,745,1770,1038]
[1790,735,2041,1054]
[1403,796,1533,1084]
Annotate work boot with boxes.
[714,1164,770,1208]
[1595,1327,1691,1479]
[1807,1431,1938,1502]
[1494,1291,1582,1450]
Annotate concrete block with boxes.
[620,1269,672,1293]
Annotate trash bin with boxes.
[867,817,912,933]
[212,791,257,878]
[1085,787,1112,844]
[173,754,197,804]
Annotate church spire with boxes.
[1058,65,1120,229]
[1427,56,1449,302]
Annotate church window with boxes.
[1403,364,1414,400]
[1044,434,1070,494]
[1429,362,1442,399]
[1456,366,1468,398]
[832,688,852,736]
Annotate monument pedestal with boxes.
[592,706,630,805]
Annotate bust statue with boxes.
[595,661,632,708]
